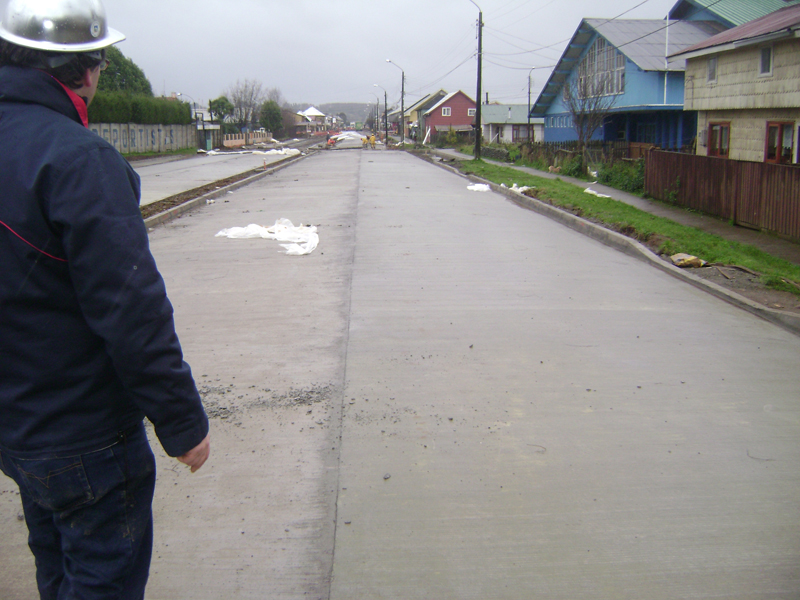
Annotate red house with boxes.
[422,91,476,144]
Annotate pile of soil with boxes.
[674,261,800,315]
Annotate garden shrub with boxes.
[597,158,645,194]
[561,155,584,178]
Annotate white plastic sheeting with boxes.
[215,218,319,256]
[500,183,534,194]
[583,188,611,198]
[332,131,364,143]
[205,148,301,157]
[467,184,491,192]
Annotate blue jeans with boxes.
[0,422,156,600]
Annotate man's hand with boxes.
[177,434,210,473]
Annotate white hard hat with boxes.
[0,0,125,52]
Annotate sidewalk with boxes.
[433,148,800,267]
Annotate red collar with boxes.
[49,76,90,128]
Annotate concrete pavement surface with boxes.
[434,148,800,267]
[2,149,800,599]
[135,151,296,206]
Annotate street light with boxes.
[177,92,197,121]
[386,59,405,143]
[467,0,483,159]
[374,84,389,145]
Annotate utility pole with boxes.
[387,60,405,143]
[401,71,405,142]
[527,67,535,143]
[468,1,483,159]
[374,84,389,145]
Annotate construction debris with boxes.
[215,218,319,256]
[671,253,707,268]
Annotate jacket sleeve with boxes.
[47,144,208,457]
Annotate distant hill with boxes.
[320,103,373,125]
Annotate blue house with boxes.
[531,0,800,149]
[531,18,724,149]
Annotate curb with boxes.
[143,151,314,229]
[418,149,800,338]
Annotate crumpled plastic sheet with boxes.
[583,187,611,198]
[205,148,301,157]
[215,218,319,256]
[500,183,534,194]
[671,253,707,268]
[467,183,491,192]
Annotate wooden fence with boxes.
[523,140,644,166]
[645,150,800,241]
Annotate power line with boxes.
[409,52,476,95]
[484,0,657,62]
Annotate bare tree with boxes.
[226,79,265,131]
[266,87,285,107]
[562,73,617,166]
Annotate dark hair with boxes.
[0,39,103,88]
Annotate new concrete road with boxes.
[134,137,321,206]
[2,149,800,600]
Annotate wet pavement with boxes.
[134,151,298,206]
[434,148,800,267]
[2,148,800,599]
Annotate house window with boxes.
[467,108,476,117]
[759,47,773,76]
[512,125,530,142]
[442,107,451,117]
[708,122,730,157]
[707,56,717,83]
[765,122,794,164]
[576,36,625,98]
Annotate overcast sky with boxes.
[2,0,681,109]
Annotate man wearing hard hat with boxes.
[0,1,210,598]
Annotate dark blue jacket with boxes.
[0,66,208,458]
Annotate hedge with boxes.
[88,92,192,125]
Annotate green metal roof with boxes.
[668,0,800,27]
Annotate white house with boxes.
[481,104,543,143]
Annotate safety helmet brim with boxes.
[0,23,125,52]
[0,0,125,53]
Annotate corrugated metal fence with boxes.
[645,150,800,241]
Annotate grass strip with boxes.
[459,159,800,295]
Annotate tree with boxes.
[562,73,617,167]
[226,79,264,131]
[209,96,236,134]
[281,110,298,139]
[97,46,153,96]
[259,100,283,137]
[266,87,285,107]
